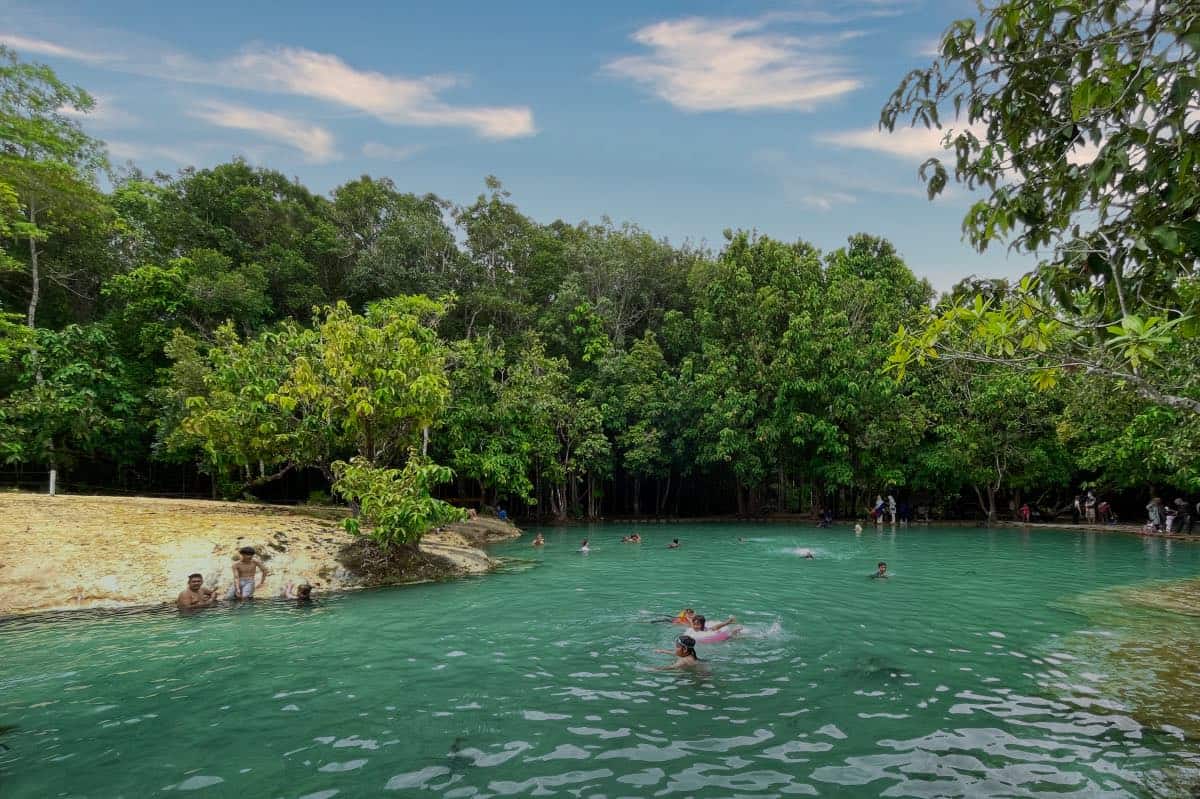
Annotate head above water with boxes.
[877,561,888,573]
[691,614,707,630]
[187,573,203,588]
[238,546,256,557]
[675,635,698,658]
[297,584,312,599]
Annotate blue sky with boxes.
[1,0,1037,291]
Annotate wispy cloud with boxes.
[752,147,928,211]
[107,140,197,165]
[605,15,862,112]
[189,101,339,163]
[815,125,981,159]
[803,191,857,211]
[227,47,535,139]
[0,33,111,63]
[58,94,140,128]
[362,141,423,161]
[0,32,535,140]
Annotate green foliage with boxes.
[7,44,1199,514]
[883,0,1200,415]
[334,455,465,549]
[0,323,138,466]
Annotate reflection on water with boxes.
[2,524,1200,797]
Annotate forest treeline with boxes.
[3,0,1199,527]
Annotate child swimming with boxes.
[689,614,741,641]
[654,635,702,670]
[871,561,889,579]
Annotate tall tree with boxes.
[0,45,108,330]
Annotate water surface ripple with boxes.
[2,524,1199,797]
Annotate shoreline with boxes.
[548,514,1200,542]
[0,492,520,617]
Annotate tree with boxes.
[0,45,108,330]
[883,0,1200,414]
[164,297,451,500]
[334,455,465,550]
[0,324,138,478]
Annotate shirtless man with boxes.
[228,546,269,600]
[177,573,218,608]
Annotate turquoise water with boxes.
[4,524,1200,798]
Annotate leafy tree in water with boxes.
[884,0,1200,414]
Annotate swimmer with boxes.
[176,573,218,608]
[737,537,746,544]
[667,538,680,549]
[674,608,695,625]
[654,635,702,670]
[691,611,734,633]
[282,582,313,601]
[795,547,815,559]
[532,532,545,547]
[580,538,590,554]
[689,614,741,641]
[631,533,642,543]
[854,523,863,534]
[871,561,889,579]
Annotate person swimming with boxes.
[794,547,815,559]
[674,608,695,625]
[654,635,702,670]
[686,614,742,642]
[580,538,590,554]
[871,561,889,579]
[532,532,545,547]
[667,538,680,549]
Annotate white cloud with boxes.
[2,33,535,140]
[605,16,862,112]
[816,124,983,159]
[362,141,423,161]
[227,47,535,139]
[803,191,857,211]
[189,101,339,163]
[0,33,111,63]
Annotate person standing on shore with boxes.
[1146,498,1165,533]
[1085,492,1098,523]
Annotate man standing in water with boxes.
[177,573,218,608]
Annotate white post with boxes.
[48,468,57,496]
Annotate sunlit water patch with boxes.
[2,524,1199,797]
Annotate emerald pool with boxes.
[3,524,1200,798]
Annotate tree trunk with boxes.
[27,202,40,329]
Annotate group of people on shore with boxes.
[1145,497,1199,534]
[176,546,312,608]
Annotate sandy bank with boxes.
[0,492,520,615]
